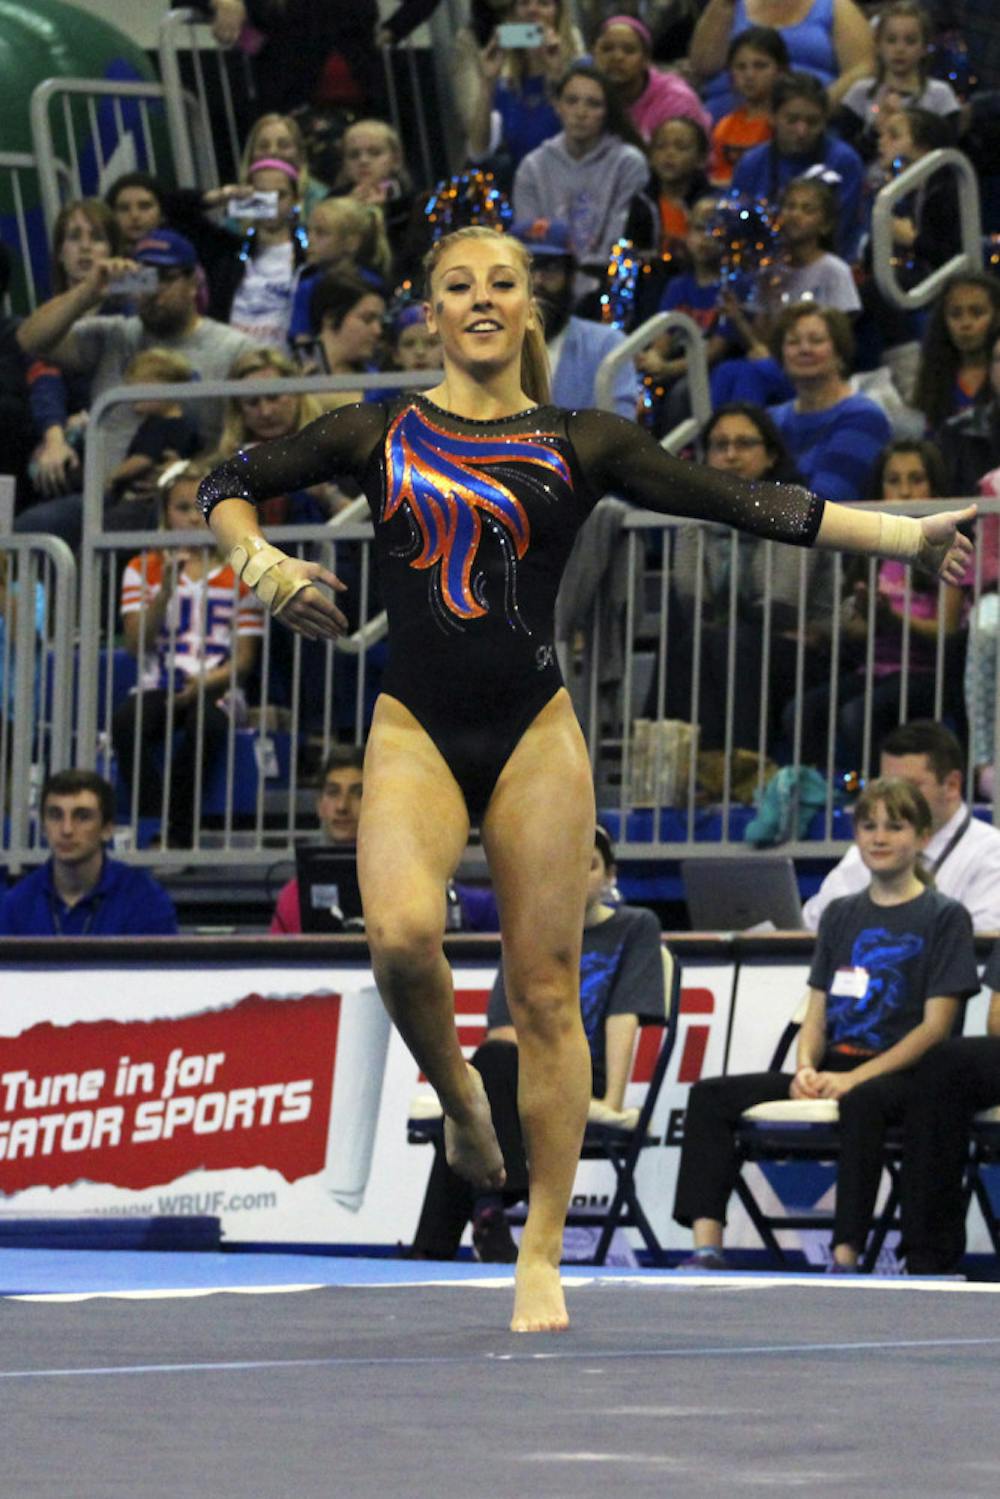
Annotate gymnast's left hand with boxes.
[918,504,977,584]
[270,557,349,641]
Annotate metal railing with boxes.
[595,310,711,450]
[871,147,984,309]
[158,8,255,191]
[0,152,43,313]
[0,536,76,862]
[30,76,208,238]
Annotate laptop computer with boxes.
[682,856,804,932]
[295,846,364,932]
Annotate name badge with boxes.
[831,966,869,999]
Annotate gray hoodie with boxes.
[512,132,649,271]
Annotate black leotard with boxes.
[198,394,824,819]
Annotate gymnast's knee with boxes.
[368,909,445,988]
[504,956,579,1042]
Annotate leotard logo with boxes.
[383,405,570,624]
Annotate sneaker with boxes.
[677,1247,728,1271]
[471,1206,518,1264]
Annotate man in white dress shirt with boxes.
[804,721,1000,933]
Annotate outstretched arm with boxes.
[198,402,384,639]
[569,410,975,582]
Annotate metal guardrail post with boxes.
[157,8,205,187]
[871,147,983,310]
[594,310,711,454]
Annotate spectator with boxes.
[731,73,865,260]
[690,0,875,121]
[512,63,648,294]
[913,272,1000,438]
[662,402,834,751]
[803,719,1000,931]
[708,25,789,186]
[512,219,640,414]
[13,229,254,550]
[635,195,738,392]
[466,0,583,173]
[0,550,46,726]
[768,302,892,500]
[441,1,520,145]
[327,119,413,268]
[112,457,264,849]
[964,460,1000,801]
[408,824,667,1260]
[386,303,442,377]
[833,2,961,160]
[770,175,862,311]
[623,115,712,256]
[938,326,1000,496]
[239,112,329,218]
[288,199,392,349]
[104,348,202,528]
[788,438,969,770]
[592,14,711,142]
[674,776,978,1272]
[901,939,1000,1274]
[303,269,387,409]
[218,345,346,521]
[26,199,120,503]
[0,769,178,936]
[105,172,167,255]
[270,746,365,933]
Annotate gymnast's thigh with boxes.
[357,693,471,945]
[480,688,595,991]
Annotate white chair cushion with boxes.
[408,1094,443,1121]
[973,1105,1000,1124]
[587,1100,641,1129]
[741,1098,840,1123]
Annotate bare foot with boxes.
[511,1254,568,1333]
[443,1065,506,1190]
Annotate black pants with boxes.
[411,1040,528,1259]
[112,688,231,843]
[673,1057,917,1252]
[901,1038,1000,1270]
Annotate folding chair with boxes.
[732,999,903,1272]
[406,945,682,1266]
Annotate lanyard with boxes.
[928,812,972,875]
[50,893,102,936]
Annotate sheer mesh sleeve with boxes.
[566,409,825,547]
[197,401,387,518]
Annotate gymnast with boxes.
[198,223,974,1333]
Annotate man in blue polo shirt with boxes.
[0,769,177,936]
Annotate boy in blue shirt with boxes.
[0,769,177,936]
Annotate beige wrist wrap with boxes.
[878,512,923,562]
[229,535,310,616]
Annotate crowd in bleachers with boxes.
[3,0,1000,840]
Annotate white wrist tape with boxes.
[878,512,922,562]
[229,535,310,616]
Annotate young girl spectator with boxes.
[113,456,265,848]
[328,118,413,267]
[939,327,1000,496]
[106,348,201,510]
[592,14,711,142]
[674,775,978,1273]
[871,108,965,282]
[689,0,875,121]
[636,196,736,388]
[239,112,329,217]
[466,0,583,174]
[287,198,392,349]
[790,437,969,768]
[708,25,789,186]
[769,301,892,499]
[512,64,647,292]
[731,72,865,259]
[387,303,441,375]
[773,175,861,311]
[218,346,346,521]
[913,271,1000,436]
[834,1,961,160]
[28,199,120,499]
[624,115,711,255]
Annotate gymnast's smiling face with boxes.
[424,238,536,384]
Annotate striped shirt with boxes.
[120,552,265,692]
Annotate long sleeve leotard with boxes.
[198,394,824,819]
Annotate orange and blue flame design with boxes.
[383,404,571,624]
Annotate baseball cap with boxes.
[133,229,197,269]
[511,219,574,260]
